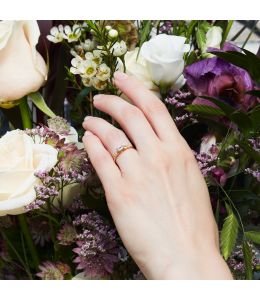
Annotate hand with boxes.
[82,71,232,279]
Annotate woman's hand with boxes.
[82,71,232,279]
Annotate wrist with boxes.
[146,248,233,280]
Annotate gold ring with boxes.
[112,144,134,162]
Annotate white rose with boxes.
[124,48,158,92]
[140,34,190,89]
[61,126,79,144]
[0,21,48,109]
[0,130,58,216]
[205,26,223,50]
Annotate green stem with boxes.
[18,215,39,269]
[19,97,33,129]
[18,97,39,270]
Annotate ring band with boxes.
[112,144,134,162]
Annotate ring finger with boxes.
[83,116,139,172]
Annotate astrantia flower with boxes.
[63,24,81,43]
[47,25,64,43]
[37,261,64,280]
[96,63,111,81]
[57,224,77,245]
[29,217,51,246]
[111,41,127,57]
[73,211,124,278]
[47,116,70,135]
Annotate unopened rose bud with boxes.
[108,29,118,39]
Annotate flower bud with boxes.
[108,29,118,39]
[105,25,112,31]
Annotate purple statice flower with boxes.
[57,224,77,246]
[245,168,260,182]
[73,211,125,278]
[36,261,64,280]
[159,21,173,34]
[228,243,260,279]
[69,195,87,213]
[184,43,258,111]
[133,270,146,280]
[248,137,260,152]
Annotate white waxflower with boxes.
[92,50,103,65]
[80,60,97,78]
[111,41,127,57]
[108,29,118,39]
[84,52,94,60]
[105,25,112,31]
[81,77,93,87]
[70,56,83,75]
[92,77,107,90]
[47,25,64,43]
[96,63,111,81]
[82,39,96,51]
[63,24,81,43]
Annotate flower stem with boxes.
[19,97,33,129]
[18,214,39,269]
[18,97,39,270]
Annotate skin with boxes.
[82,71,233,280]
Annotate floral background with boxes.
[0,20,259,280]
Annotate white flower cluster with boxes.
[70,50,111,90]
[47,24,82,43]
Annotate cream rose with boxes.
[0,20,47,109]
[140,34,190,90]
[0,130,58,216]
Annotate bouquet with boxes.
[0,20,259,280]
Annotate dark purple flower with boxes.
[211,167,227,186]
[184,43,258,111]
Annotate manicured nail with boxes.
[84,116,92,122]
[84,131,93,137]
[114,71,128,81]
[93,94,103,101]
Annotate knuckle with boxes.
[146,100,167,116]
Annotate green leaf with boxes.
[245,231,260,244]
[221,20,234,45]
[242,240,253,279]
[200,96,253,135]
[248,104,260,130]
[29,92,56,118]
[196,26,206,52]
[185,104,226,116]
[137,21,152,59]
[246,90,260,97]
[220,207,239,260]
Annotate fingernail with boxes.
[93,94,103,101]
[84,131,93,137]
[84,116,92,122]
[114,71,128,81]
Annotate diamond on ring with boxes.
[112,144,134,162]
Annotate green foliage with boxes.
[220,206,239,260]
[242,240,253,279]
[245,231,260,245]
[185,104,226,116]
[137,21,152,58]
[29,92,56,118]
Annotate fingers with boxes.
[82,131,121,189]
[113,71,180,142]
[83,116,139,171]
[93,94,158,151]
